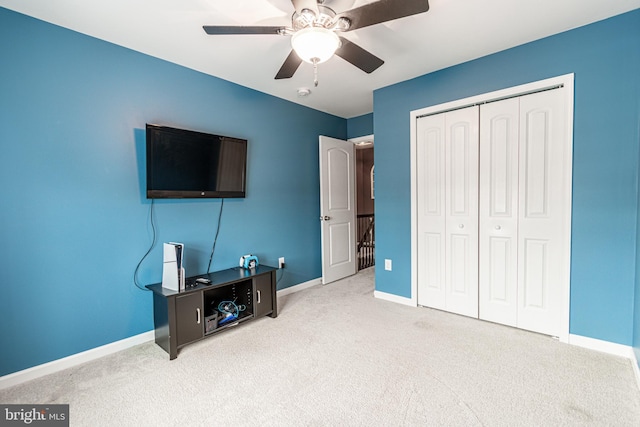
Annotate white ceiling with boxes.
[2,0,639,118]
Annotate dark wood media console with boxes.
[146,265,277,359]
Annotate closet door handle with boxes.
[196,308,201,324]
[257,290,261,304]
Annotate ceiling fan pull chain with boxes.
[313,58,319,87]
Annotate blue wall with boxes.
[373,10,640,346]
[2,5,639,378]
[635,93,640,367]
[635,147,640,368]
[0,8,346,376]
[347,113,373,139]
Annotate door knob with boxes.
[495,225,502,230]
[323,216,331,221]
[458,224,464,229]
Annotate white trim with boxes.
[277,277,322,297]
[0,277,323,390]
[559,75,575,344]
[411,75,572,118]
[349,134,374,146]
[410,73,574,342]
[409,108,419,308]
[0,331,155,390]
[374,290,416,306]
[568,334,635,359]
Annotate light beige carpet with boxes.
[2,267,640,426]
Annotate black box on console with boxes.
[205,312,219,334]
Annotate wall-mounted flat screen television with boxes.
[146,124,247,199]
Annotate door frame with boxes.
[409,74,575,343]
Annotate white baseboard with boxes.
[5,288,639,395]
[0,331,155,390]
[0,277,322,390]
[568,334,634,359]
[277,277,321,297]
[374,290,416,306]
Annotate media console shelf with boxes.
[146,265,277,359]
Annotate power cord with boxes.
[133,199,157,291]
[276,267,284,287]
[206,198,224,274]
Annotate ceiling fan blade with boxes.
[335,37,384,74]
[291,0,320,16]
[203,26,287,35]
[339,0,429,32]
[275,50,303,79]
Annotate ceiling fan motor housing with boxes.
[293,5,350,31]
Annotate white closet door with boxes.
[417,106,479,317]
[479,98,520,326]
[516,89,568,337]
[444,107,479,317]
[416,113,447,309]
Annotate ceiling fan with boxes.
[203,0,430,86]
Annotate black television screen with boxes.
[146,124,247,199]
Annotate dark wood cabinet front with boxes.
[147,266,277,359]
[175,292,203,347]
[254,273,274,318]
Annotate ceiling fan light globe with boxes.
[291,27,340,64]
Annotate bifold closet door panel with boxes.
[516,88,568,337]
[416,106,479,317]
[444,106,479,317]
[416,113,447,310]
[479,98,520,327]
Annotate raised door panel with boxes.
[479,98,519,326]
[516,89,568,337]
[328,148,351,211]
[444,106,479,317]
[328,222,352,265]
[416,113,446,309]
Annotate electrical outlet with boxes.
[279,257,285,269]
[384,259,392,271]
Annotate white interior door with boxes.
[412,75,573,340]
[515,89,568,337]
[416,106,479,317]
[479,98,520,326]
[478,89,568,337]
[417,86,570,337]
[416,113,447,309]
[319,135,357,285]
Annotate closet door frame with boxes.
[409,74,574,343]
